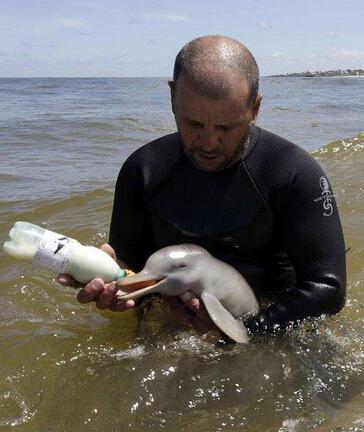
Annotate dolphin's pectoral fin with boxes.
[201,292,249,344]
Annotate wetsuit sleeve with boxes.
[245,155,346,333]
[109,157,155,272]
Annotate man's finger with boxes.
[77,278,105,303]
[178,291,201,311]
[112,299,136,312]
[164,295,217,333]
[100,243,116,260]
[100,243,129,269]
[179,291,211,321]
[57,273,84,288]
[164,296,195,324]
[95,282,118,309]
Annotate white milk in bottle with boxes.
[3,221,126,283]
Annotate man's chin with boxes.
[188,152,226,172]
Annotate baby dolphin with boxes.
[116,244,259,343]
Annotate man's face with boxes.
[170,74,261,172]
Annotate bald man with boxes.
[58,36,346,335]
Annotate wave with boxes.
[37,84,59,89]
[271,106,295,112]
[69,118,171,134]
[312,132,364,160]
[78,121,121,131]
[0,188,114,244]
[0,173,29,182]
[118,116,140,124]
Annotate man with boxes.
[58,35,346,334]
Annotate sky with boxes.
[0,0,363,77]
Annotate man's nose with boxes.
[198,127,219,152]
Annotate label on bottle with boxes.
[32,232,76,273]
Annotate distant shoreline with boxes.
[270,69,364,78]
[0,71,363,79]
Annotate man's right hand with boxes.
[56,243,136,312]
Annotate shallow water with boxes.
[0,78,363,431]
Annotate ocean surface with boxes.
[0,77,363,431]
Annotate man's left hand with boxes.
[163,291,216,333]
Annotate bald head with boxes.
[173,35,259,106]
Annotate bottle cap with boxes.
[117,268,126,279]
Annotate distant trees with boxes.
[272,69,364,77]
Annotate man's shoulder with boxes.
[256,127,308,155]
[127,132,181,166]
[120,132,182,186]
[248,126,317,170]
[245,126,326,203]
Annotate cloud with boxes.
[271,52,296,63]
[59,18,93,34]
[329,48,364,60]
[268,48,364,74]
[271,49,364,63]
[144,13,190,22]
[112,54,134,62]
[260,20,269,29]
[0,24,16,35]
[77,30,93,35]
[327,31,336,37]
[67,1,107,10]
[128,17,142,25]
[105,16,141,25]
[20,42,42,48]
[60,18,88,30]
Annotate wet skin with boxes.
[169,73,261,172]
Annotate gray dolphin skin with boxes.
[116,244,259,343]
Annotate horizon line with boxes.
[0,74,305,79]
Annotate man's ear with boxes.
[251,93,263,123]
[168,80,176,114]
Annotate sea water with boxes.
[0,77,363,431]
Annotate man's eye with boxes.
[189,121,203,128]
[217,125,232,132]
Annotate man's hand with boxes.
[56,243,135,312]
[163,291,217,333]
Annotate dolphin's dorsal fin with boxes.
[201,292,249,344]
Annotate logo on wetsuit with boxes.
[314,176,334,216]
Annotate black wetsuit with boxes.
[110,126,346,333]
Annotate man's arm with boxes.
[245,155,346,333]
